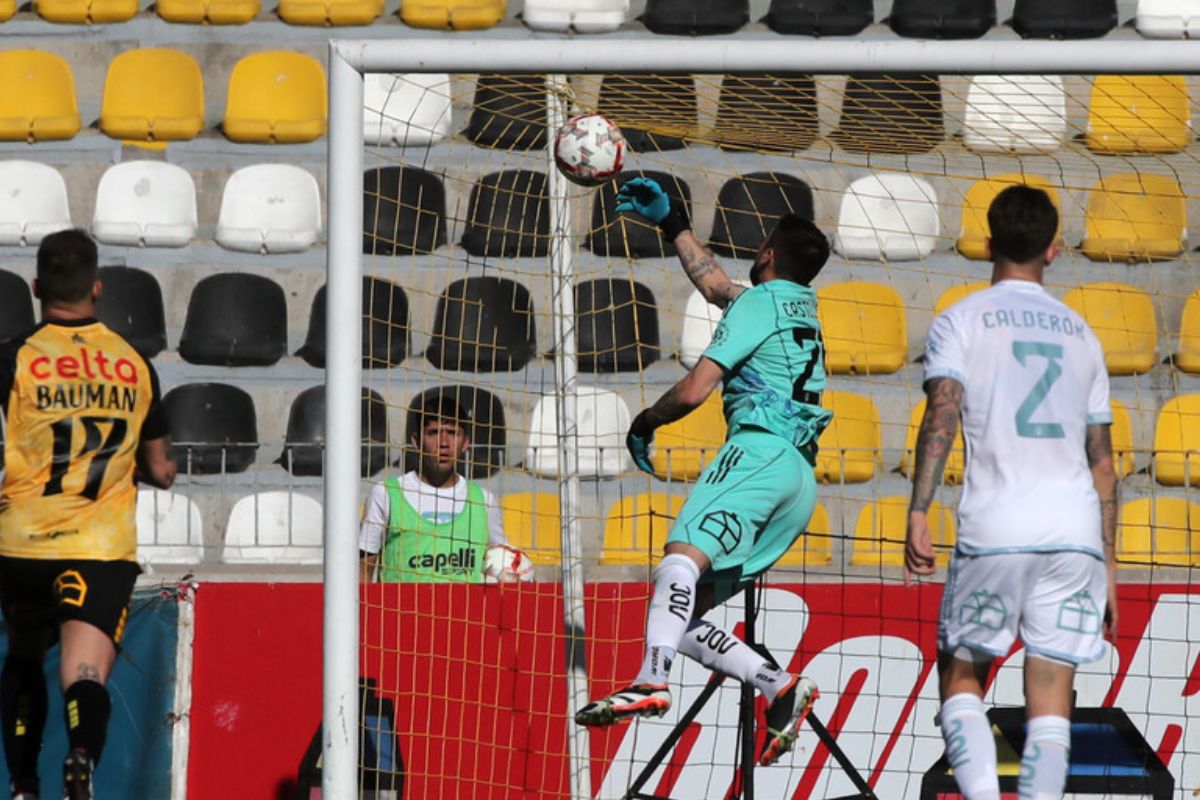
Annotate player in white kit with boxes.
[905,186,1119,800]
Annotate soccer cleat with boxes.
[61,749,93,800]
[574,684,671,726]
[13,792,39,800]
[759,675,819,767]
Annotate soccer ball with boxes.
[553,113,626,187]
[483,544,535,584]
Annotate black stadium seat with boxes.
[598,73,696,153]
[297,276,409,369]
[1012,0,1117,38]
[426,277,537,372]
[464,74,547,151]
[402,385,506,479]
[179,273,287,367]
[831,73,944,154]
[586,171,692,258]
[276,386,389,477]
[95,266,167,359]
[363,166,447,256]
[0,270,34,342]
[889,0,995,38]
[714,74,818,153]
[461,170,550,258]
[164,383,258,474]
[576,279,661,374]
[763,0,873,35]
[642,0,748,35]
[709,173,815,259]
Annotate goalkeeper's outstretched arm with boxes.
[673,231,745,310]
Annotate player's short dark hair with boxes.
[36,228,98,304]
[987,185,1059,264]
[413,394,470,436]
[765,214,830,285]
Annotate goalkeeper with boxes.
[575,177,830,767]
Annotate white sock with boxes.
[676,619,792,703]
[633,553,701,686]
[1019,715,1071,800]
[940,693,1000,800]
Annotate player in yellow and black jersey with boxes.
[0,229,176,800]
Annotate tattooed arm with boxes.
[905,377,964,580]
[673,231,745,309]
[1086,422,1120,640]
[635,357,725,433]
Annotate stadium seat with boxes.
[597,73,696,152]
[464,74,547,151]
[933,282,989,316]
[774,502,833,567]
[363,166,446,255]
[1110,398,1136,478]
[0,161,72,247]
[834,174,939,261]
[712,75,818,153]
[91,161,197,248]
[962,75,1066,154]
[956,175,1060,260]
[297,277,409,369]
[851,497,955,567]
[601,493,685,564]
[94,266,166,359]
[100,49,204,142]
[158,0,258,22]
[0,270,34,341]
[576,279,660,373]
[136,489,205,565]
[180,273,288,367]
[1080,173,1185,262]
[831,74,944,155]
[1154,394,1200,486]
[524,387,632,477]
[363,73,452,146]
[0,0,13,19]
[276,386,388,477]
[1085,76,1191,154]
[426,277,536,372]
[763,0,872,34]
[1118,497,1200,567]
[36,0,136,22]
[641,0,747,35]
[223,492,323,565]
[523,0,627,32]
[587,171,692,258]
[400,0,505,28]
[1177,290,1200,373]
[1063,283,1158,375]
[1012,0,1117,37]
[815,391,881,484]
[402,386,506,479]
[818,282,909,375]
[0,51,80,142]
[500,493,561,564]
[461,170,549,258]
[709,173,815,259]
[164,383,258,475]
[279,0,379,23]
[680,289,723,369]
[650,393,726,481]
[1137,0,1200,37]
[223,52,326,144]
[889,0,994,38]
[215,164,322,254]
[900,398,966,484]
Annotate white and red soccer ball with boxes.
[553,113,626,187]
[483,544,535,584]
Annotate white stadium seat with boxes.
[0,160,72,247]
[1137,0,1200,37]
[680,289,722,369]
[523,0,628,32]
[525,387,632,477]
[222,491,323,564]
[137,489,205,564]
[215,164,322,254]
[962,75,1066,154]
[363,73,453,147]
[834,173,939,261]
[92,160,197,248]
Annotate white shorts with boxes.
[938,550,1108,666]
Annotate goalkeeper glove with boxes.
[626,409,657,475]
[614,176,690,242]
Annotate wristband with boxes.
[658,202,691,242]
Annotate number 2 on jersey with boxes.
[791,327,824,406]
[1012,340,1065,439]
[43,415,130,501]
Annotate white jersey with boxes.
[923,280,1111,558]
[358,472,507,555]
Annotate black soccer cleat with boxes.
[760,675,819,766]
[61,749,93,800]
[574,684,672,727]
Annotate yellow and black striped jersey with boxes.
[0,319,166,561]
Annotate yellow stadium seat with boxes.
[1154,394,1200,486]
[0,0,14,20]
[223,52,327,144]
[651,393,726,481]
[818,282,908,375]
[1063,282,1158,375]
[0,50,80,143]
[279,0,381,24]
[1080,173,1185,262]
[400,0,504,29]
[158,0,258,23]
[900,398,966,484]
[100,49,204,142]
[36,0,136,21]
[815,391,881,483]
[1118,497,1200,567]
[1085,75,1191,154]
[775,502,833,567]
[1178,291,1200,374]
[933,282,989,317]
[1110,399,1136,479]
[851,496,955,568]
[500,492,560,565]
[955,175,1060,261]
[601,493,685,565]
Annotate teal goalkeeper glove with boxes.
[615,177,690,241]
[626,409,656,475]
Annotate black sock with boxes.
[1,654,48,793]
[63,680,110,765]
